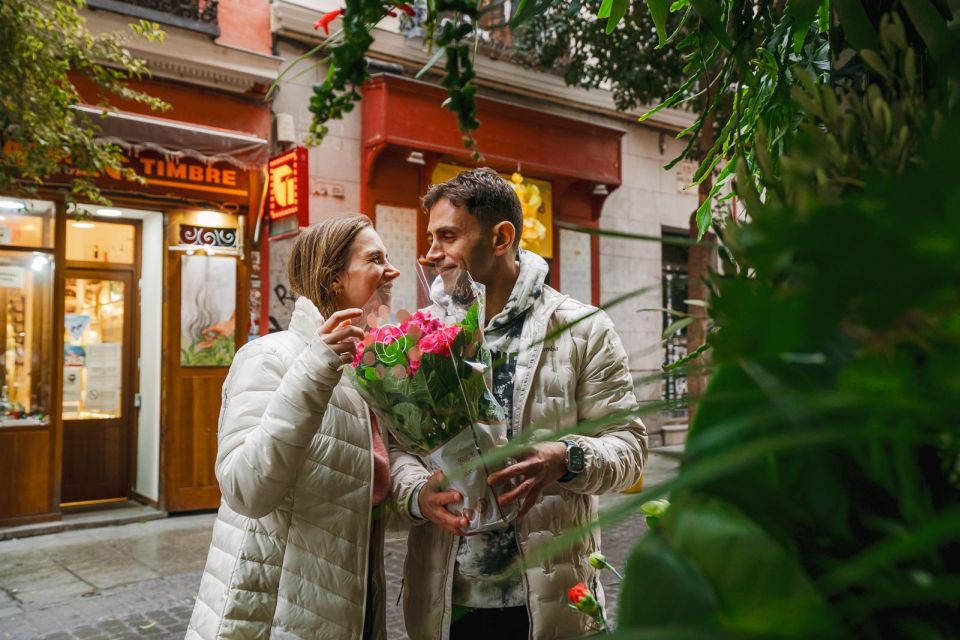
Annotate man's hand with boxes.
[488,442,568,518]
[418,471,469,536]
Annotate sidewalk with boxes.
[0,448,679,640]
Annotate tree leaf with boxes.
[415,45,448,79]
[617,530,721,629]
[688,0,732,49]
[605,0,630,33]
[597,0,614,18]
[646,0,671,44]
[663,317,694,340]
[900,0,954,60]
[833,0,879,50]
[786,0,822,30]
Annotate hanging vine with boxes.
[306,0,484,159]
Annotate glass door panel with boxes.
[62,278,125,419]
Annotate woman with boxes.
[186,215,400,640]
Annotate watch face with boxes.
[569,446,586,473]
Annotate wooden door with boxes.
[60,269,136,504]
[163,210,248,511]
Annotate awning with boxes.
[75,105,269,170]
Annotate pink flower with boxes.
[352,340,365,367]
[418,325,461,357]
[372,325,405,345]
[408,357,421,375]
[401,310,444,337]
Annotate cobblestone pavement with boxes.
[0,450,677,639]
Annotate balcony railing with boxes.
[87,0,220,37]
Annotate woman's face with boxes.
[333,226,400,312]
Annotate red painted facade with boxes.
[360,74,624,305]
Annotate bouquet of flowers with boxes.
[351,265,518,533]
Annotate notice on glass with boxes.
[62,368,82,404]
[0,265,24,288]
[85,343,121,413]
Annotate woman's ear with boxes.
[491,221,516,257]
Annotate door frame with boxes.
[60,219,143,506]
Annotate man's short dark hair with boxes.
[422,167,523,249]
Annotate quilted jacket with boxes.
[186,297,388,640]
[390,285,649,640]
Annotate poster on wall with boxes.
[180,255,237,367]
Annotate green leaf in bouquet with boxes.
[461,301,481,331]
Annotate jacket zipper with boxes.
[360,405,376,639]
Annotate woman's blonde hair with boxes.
[287,215,372,317]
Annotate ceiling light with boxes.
[591,184,609,196]
[96,208,123,217]
[31,255,49,271]
[72,221,95,229]
[406,151,426,166]
[0,200,25,210]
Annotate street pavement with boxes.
[0,449,678,640]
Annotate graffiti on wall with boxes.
[268,234,296,332]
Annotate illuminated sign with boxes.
[268,147,309,225]
[63,150,252,205]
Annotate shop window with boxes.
[0,237,55,427]
[66,220,135,264]
[0,198,55,249]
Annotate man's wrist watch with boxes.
[558,440,585,483]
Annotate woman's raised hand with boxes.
[319,308,365,364]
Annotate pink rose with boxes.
[371,325,405,344]
[418,325,461,357]
[352,340,365,367]
[401,310,444,337]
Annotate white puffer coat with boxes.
[391,285,648,640]
[186,297,388,640]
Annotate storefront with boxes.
[262,73,625,330]
[359,74,623,312]
[0,110,268,526]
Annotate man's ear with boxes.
[491,220,516,257]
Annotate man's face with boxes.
[425,198,496,285]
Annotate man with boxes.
[390,168,647,640]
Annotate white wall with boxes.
[136,213,163,501]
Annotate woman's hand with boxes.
[319,308,365,364]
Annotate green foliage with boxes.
[510,0,688,112]
[613,1,960,636]
[307,0,382,144]
[0,0,167,203]
[306,0,484,157]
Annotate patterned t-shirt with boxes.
[451,316,526,608]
